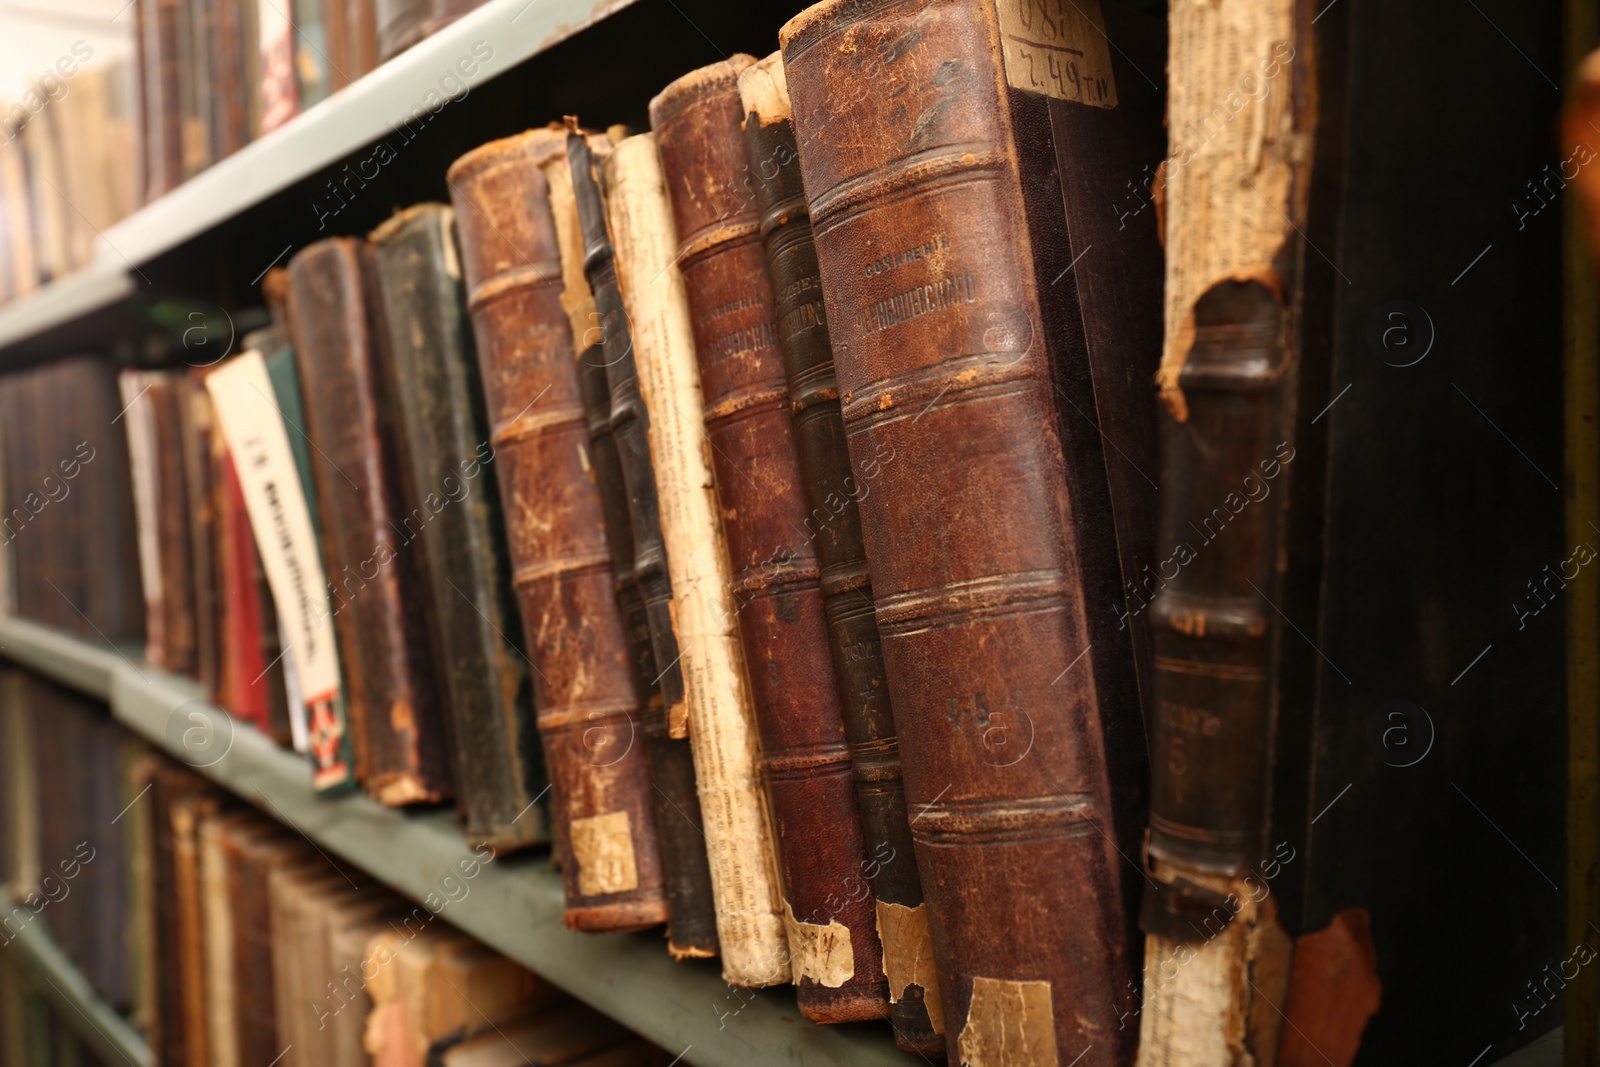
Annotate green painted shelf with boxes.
[0,613,904,1067]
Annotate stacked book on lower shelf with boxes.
[0,613,903,1067]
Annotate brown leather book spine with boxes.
[448,129,668,932]
[365,203,547,851]
[375,0,429,61]
[286,237,453,806]
[781,0,1141,1059]
[737,54,942,1053]
[563,129,720,959]
[651,58,890,1024]
[144,0,186,198]
[180,374,220,700]
[213,0,251,157]
[152,375,199,677]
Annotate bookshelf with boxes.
[7,915,154,1067]
[0,613,1563,1067]
[0,0,642,361]
[0,613,904,1067]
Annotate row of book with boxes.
[2,0,1358,1063]
[0,58,139,304]
[0,0,498,308]
[0,670,673,1067]
[131,0,493,205]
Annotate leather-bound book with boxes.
[737,53,942,1053]
[561,126,719,959]
[366,204,548,850]
[218,814,316,1067]
[603,130,787,987]
[448,130,668,931]
[375,0,429,61]
[257,0,300,133]
[286,238,454,805]
[293,0,332,109]
[364,925,550,1066]
[138,758,228,1067]
[212,0,253,158]
[120,370,199,676]
[780,0,1165,1059]
[179,374,222,703]
[0,141,38,294]
[141,0,185,198]
[651,58,890,1023]
[179,0,212,179]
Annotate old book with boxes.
[142,0,186,198]
[285,238,454,805]
[375,0,429,61]
[179,374,222,704]
[651,58,890,1023]
[603,130,787,987]
[0,140,38,296]
[121,370,200,675]
[21,100,70,281]
[295,0,332,108]
[258,0,300,133]
[737,53,942,1052]
[199,813,242,1067]
[364,926,549,1067]
[428,1002,635,1067]
[1,357,142,641]
[0,670,38,903]
[780,0,1166,1058]
[366,205,549,850]
[212,0,254,158]
[1134,0,1311,1061]
[207,339,357,792]
[218,814,317,1067]
[216,453,273,731]
[561,127,719,959]
[179,0,213,178]
[447,130,668,931]
[136,758,228,1067]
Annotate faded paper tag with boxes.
[571,811,639,896]
[783,901,856,987]
[877,900,944,1033]
[1158,0,1306,420]
[957,976,1059,1067]
[994,0,1118,109]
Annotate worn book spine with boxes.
[152,374,199,676]
[286,237,454,806]
[366,203,550,852]
[736,52,942,1052]
[375,0,429,61]
[561,127,720,959]
[781,0,1148,1059]
[179,374,221,703]
[602,131,789,986]
[143,0,185,197]
[1136,0,1313,1063]
[213,0,251,157]
[652,57,890,1024]
[448,129,668,931]
[257,0,299,134]
[345,0,379,78]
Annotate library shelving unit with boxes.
[0,1,1572,1066]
